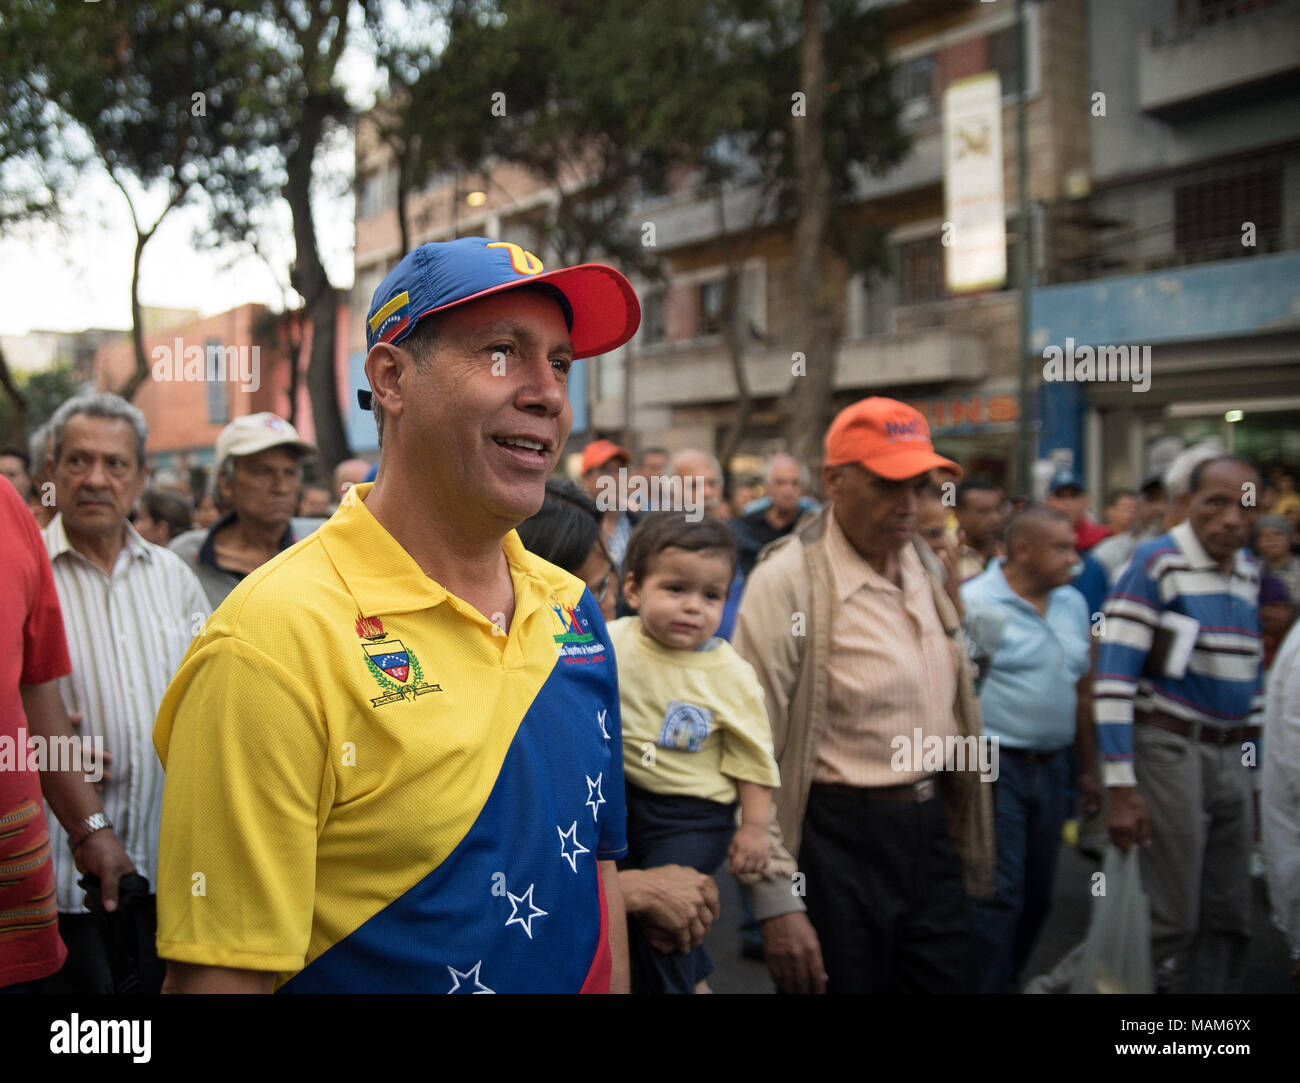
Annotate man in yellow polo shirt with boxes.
[154,237,640,993]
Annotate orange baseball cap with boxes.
[580,439,630,474]
[824,397,962,480]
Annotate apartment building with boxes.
[1032,0,1300,494]
[93,303,350,476]
[353,0,1093,490]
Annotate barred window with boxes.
[1174,165,1282,263]
[697,279,726,337]
[896,236,945,305]
[641,289,666,345]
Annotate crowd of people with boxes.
[2,235,1297,995]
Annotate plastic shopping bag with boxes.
[1069,846,1154,994]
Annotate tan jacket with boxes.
[732,505,994,922]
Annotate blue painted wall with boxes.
[1030,251,1300,350]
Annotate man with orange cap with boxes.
[733,397,993,994]
[580,438,636,567]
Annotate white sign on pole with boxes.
[943,72,1006,293]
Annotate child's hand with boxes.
[728,822,769,876]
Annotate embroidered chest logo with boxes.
[356,615,442,708]
[548,598,607,665]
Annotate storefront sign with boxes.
[909,392,1020,433]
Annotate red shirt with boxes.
[1075,518,1112,554]
[0,480,72,987]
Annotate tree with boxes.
[0,360,82,448]
[0,1,277,402]
[718,0,907,470]
[191,0,373,474]
[376,0,907,474]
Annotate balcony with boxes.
[1138,0,1300,117]
[623,325,985,410]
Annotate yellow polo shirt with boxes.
[153,483,626,993]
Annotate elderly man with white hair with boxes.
[39,392,210,993]
[733,453,810,579]
[669,448,747,640]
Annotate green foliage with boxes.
[0,363,82,443]
[372,0,907,274]
[0,0,279,233]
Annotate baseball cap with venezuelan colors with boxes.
[360,237,641,410]
[825,397,961,480]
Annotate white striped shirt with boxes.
[42,515,210,912]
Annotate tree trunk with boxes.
[0,342,25,444]
[115,227,152,402]
[396,140,414,259]
[285,101,351,474]
[108,181,184,403]
[781,0,835,473]
[284,309,304,431]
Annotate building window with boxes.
[697,279,726,337]
[1170,0,1279,40]
[358,165,399,219]
[205,340,229,425]
[893,54,937,123]
[641,289,666,346]
[1174,166,1282,264]
[896,236,945,306]
[359,169,384,220]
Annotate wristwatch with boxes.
[67,812,112,851]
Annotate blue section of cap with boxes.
[366,237,523,351]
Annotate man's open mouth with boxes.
[494,436,550,462]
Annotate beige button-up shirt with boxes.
[815,511,960,787]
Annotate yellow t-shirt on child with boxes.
[609,616,780,804]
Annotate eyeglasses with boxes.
[587,542,616,600]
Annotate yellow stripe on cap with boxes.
[368,291,410,334]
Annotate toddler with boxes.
[608,512,779,993]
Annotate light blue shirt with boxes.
[961,560,1091,750]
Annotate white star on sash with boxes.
[446,960,494,994]
[585,773,605,821]
[505,883,548,939]
[557,820,591,873]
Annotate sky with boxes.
[0,10,391,338]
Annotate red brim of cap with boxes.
[831,447,963,481]
[413,263,642,360]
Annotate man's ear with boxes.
[821,463,840,501]
[364,343,410,421]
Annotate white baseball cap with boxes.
[215,413,315,472]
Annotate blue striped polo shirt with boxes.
[1093,521,1262,787]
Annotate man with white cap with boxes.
[155,237,639,993]
[168,412,315,608]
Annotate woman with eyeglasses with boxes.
[516,477,618,621]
